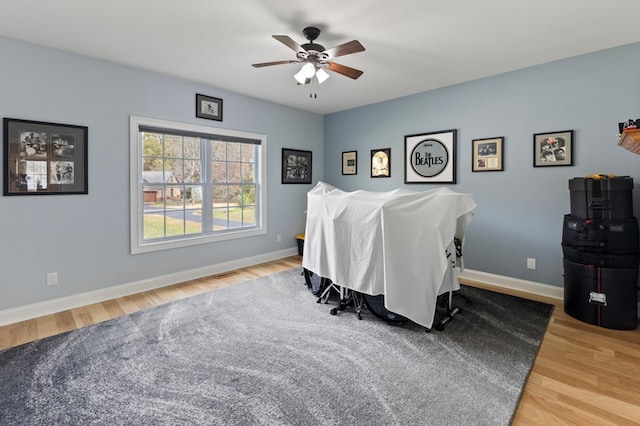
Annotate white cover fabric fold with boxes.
[302,182,476,329]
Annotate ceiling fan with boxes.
[252,26,365,85]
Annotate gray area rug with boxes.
[0,268,553,425]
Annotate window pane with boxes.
[212,185,228,205]
[165,158,183,183]
[228,184,241,205]
[184,208,202,235]
[184,185,202,205]
[143,186,165,207]
[183,159,201,183]
[164,135,183,158]
[241,163,254,183]
[142,133,163,171]
[239,184,255,206]
[242,206,256,226]
[213,208,228,231]
[143,213,165,240]
[184,137,201,160]
[165,210,185,237]
[211,140,226,161]
[211,161,227,183]
[184,185,203,235]
[241,144,255,163]
[227,142,241,162]
[164,186,184,208]
[227,162,241,183]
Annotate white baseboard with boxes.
[0,248,298,327]
[1,255,563,327]
[459,269,564,301]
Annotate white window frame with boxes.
[130,115,267,254]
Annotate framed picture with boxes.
[282,148,312,184]
[371,148,391,178]
[3,118,88,195]
[195,93,223,121]
[405,129,456,183]
[342,151,357,175]
[472,137,504,172]
[533,130,573,167]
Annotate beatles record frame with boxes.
[404,129,456,183]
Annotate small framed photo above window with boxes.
[195,93,223,121]
[3,117,88,195]
[342,150,357,175]
[472,137,504,172]
[371,148,391,178]
[533,130,573,167]
[282,148,312,184]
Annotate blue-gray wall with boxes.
[2,35,639,314]
[0,36,322,311]
[324,42,640,287]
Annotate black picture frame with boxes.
[3,117,88,195]
[195,93,223,121]
[282,148,312,184]
[472,136,504,172]
[371,148,391,178]
[533,130,573,167]
[404,129,457,183]
[342,150,357,175]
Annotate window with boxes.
[130,116,266,254]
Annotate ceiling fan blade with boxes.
[273,35,306,53]
[296,78,312,86]
[252,60,300,68]
[324,40,365,59]
[327,62,364,80]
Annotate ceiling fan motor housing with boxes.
[301,27,326,58]
[303,26,321,41]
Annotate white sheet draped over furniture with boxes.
[302,182,477,329]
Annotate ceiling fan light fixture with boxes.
[301,62,316,78]
[316,68,330,84]
[294,68,307,84]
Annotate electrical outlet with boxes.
[46,272,58,286]
[527,258,536,270]
[276,234,282,243]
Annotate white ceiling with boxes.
[1,0,640,115]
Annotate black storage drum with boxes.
[563,176,639,330]
[568,176,634,220]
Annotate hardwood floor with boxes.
[1,256,639,425]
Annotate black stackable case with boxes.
[563,176,639,330]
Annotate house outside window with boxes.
[130,116,266,254]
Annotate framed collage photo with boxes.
[3,118,88,195]
[533,130,573,167]
[282,148,312,184]
[472,137,504,172]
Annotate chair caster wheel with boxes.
[316,298,322,303]
[330,308,338,315]
[357,313,362,320]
